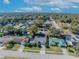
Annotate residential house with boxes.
[49,38,67,47]
[13,37,29,44]
[37,25,48,35]
[30,33,46,45]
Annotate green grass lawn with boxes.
[4,56,28,59]
[23,47,40,53]
[46,47,63,54]
[0,32,4,36]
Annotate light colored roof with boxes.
[0,36,8,42]
[14,37,29,43]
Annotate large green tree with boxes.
[28,25,38,33]
[71,18,79,34]
[48,27,62,38]
[36,19,44,25]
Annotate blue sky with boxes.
[0,0,79,13]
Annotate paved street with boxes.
[0,50,79,59]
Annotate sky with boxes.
[0,0,79,13]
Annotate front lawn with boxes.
[23,47,40,53]
[4,56,20,59]
[46,46,63,54]
[4,56,28,59]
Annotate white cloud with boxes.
[51,8,61,11]
[3,0,10,4]
[24,0,79,4]
[24,0,79,9]
[49,0,75,8]
[51,8,62,13]
[72,5,78,8]
[66,0,79,3]
[14,6,42,12]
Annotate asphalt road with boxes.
[0,50,79,59]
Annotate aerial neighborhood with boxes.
[0,13,79,59]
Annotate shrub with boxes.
[28,43,33,48]
[33,43,37,47]
[38,42,42,48]
[6,41,15,49]
[24,43,29,47]
[45,44,50,48]
[68,48,75,53]
[6,44,14,49]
